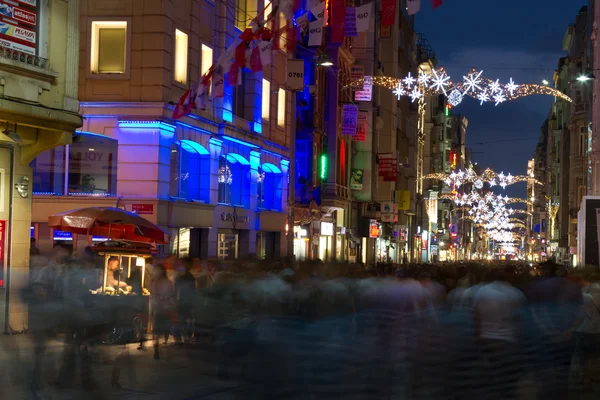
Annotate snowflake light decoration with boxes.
[409,87,423,102]
[489,79,501,94]
[477,90,490,105]
[506,78,518,96]
[494,90,506,106]
[418,71,431,87]
[431,69,451,95]
[403,72,416,89]
[393,83,406,100]
[448,89,464,106]
[474,179,484,189]
[462,70,484,93]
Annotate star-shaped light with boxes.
[489,179,497,187]
[444,178,452,186]
[498,172,505,180]
[403,72,416,89]
[431,69,451,95]
[462,70,484,93]
[393,83,406,100]
[418,71,431,87]
[494,90,506,106]
[506,173,514,182]
[455,181,462,188]
[489,79,501,94]
[506,78,518,96]
[457,170,465,178]
[408,87,423,102]
[500,182,507,189]
[477,90,490,105]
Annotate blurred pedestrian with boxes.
[174,257,196,344]
[150,264,175,360]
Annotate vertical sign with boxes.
[378,153,397,182]
[350,168,364,190]
[350,65,364,89]
[341,104,359,135]
[355,76,372,101]
[0,0,38,55]
[397,190,411,210]
[355,111,368,142]
[286,59,305,91]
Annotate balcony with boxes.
[0,46,58,103]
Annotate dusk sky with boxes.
[416,0,587,199]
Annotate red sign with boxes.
[13,7,36,25]
[131,204,154,214]
[355,111,367,142]
[378,153,397,182]
[369,221,380,238]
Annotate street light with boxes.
[577,73,595,82]
[542,80,549,85]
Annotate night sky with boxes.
[416,0,587,199]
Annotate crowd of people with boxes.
[14,243,600,399]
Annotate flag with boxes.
[228,63,241,86]
[431,0,443,9]
[286,26,297,52]
[407,0,421,15]
[213,70,225,98]
[249,46,263,72]
[355,3,372,32]
[381,0,396,26]
[259,40,272,66]
[194,83,208,110]
[234,42,247,67]
[345,7,357,37]
[310,1,326,26]
[308,20,323,46]
[331,0,345,43]
[172,89,191,119]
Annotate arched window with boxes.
[257,163,283,211]
[218,153,250,207]
[169,140,210,202]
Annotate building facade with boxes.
[31,0,291,260]
[0,0,83,332]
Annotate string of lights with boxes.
[347,68,573,106]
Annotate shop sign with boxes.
[354,111,368,142]
[341,104,359,135]
[350,65,364,89]
[350,168,363,190]
[380,202,397,214]
[397,190,411,210]
[321,222,333,236]
[15,176,29,198]
[396,226,408,242]
[381,213,398,222]
[132,204,153,214]
[286,59,305,91]
[355,76,372,101]
[378,153,397,182]
[369,220,380,238]
[53,230,73,241]
[431,244,439,256]
[221,208,249,229]
[0,2,37,26]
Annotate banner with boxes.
[355,111,368,141]
[0,21,35,54]
[331,0,345,43]
[308,20,323,46]
[350,169,364,190]
[381,202,398,215]
[397,190,411,210]
[355,3,372,32]
[297,12,309,40]
[344,7,357,37]
[407,0,421,15]
[341,104,359,135]
[381,0,396,26]
[212,70,225,98]
[310,1,326,26]
[286,59,305,91]
[378,153,397,182]
[355,76,372,101]
[258,40,272,66]
[0,2,37,26]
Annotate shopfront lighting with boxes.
[577,74,594,82]
[316,54,333,67]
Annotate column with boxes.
[249,151,260,210]
[63,0,79,112]
[209,138,223,205]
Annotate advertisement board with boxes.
[0,0,38,55]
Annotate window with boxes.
[218,154,250,207]
[174,29,189,84]
[236,0,257,30]
[31,133,118,196]
[91,21,127,74]
[201,44,213,95]
[233,70,246,119]
[262,79,270,120]
[264,2,272,21]
[277,88,286,127]
[31,147,66,195]
[68,134,118,195]
[579,126,587,157]
[577,177,585,206]
[169,140,210,202]
[257,163,283,210]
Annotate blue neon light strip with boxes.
[118,120,176,133]
[222,135,260,148]
[175,121,212,135]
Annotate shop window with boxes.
[169,140,210,202]
[277,88,285,127]
[90,20,128,74]
[174,29,189,84]
[262,78,270,120]
[201,44,213,94]
[31,146,66,195]
[218,154,250,207]
[68,133,118,196]
[257,163,283,211]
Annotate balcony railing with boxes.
[0,46,49,69]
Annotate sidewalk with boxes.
[0,334,241,400]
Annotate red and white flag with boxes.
[407,0,421,15]
[212,70,225,98]
[381,0,396,26]
[249,46,263,72]
[431,0,443,9]
[259,40,272,66]
[172,89,191,119]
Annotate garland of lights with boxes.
[348,68,572,106]
[422,168,542,189]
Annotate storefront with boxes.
[318,221,334,261]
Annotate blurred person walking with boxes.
[150,264,175,360]
[174,257,197,344]
[573,281,600,389]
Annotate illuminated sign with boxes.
[321,222,334,236]
[369,220,380,238]
[53,230,73,241]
